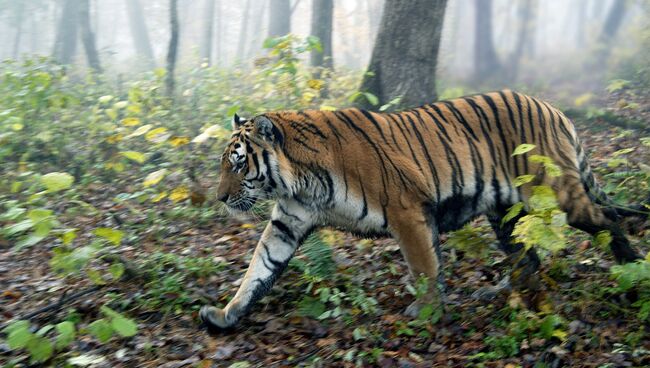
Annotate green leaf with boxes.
[7,323,33,349]
[27,208,53,223]
[512,144,536,156]
[417,304,434,320]
[41,172,74,192]
[593,230,612,249]
[109,263,125,280]
[27,335,53,363]
[502,202,525,225]
[86,269,106,285]
[55,321,76,349]
[513,175,536,187]
[88,319,113,343]
[227,105,241,117]
[110,316,138,337]
[612,147,635,157]
[93,228,124,246]
[363,93,379,106]
[539,314,562,340]
[120,151,146,164]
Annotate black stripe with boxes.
[441,101,479,140]
[272,220,295,241]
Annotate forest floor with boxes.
[2,88,650,368]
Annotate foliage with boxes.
[2,306,137,364]
[611,258,650,321]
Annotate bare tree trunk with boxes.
[473,0,500,84]
[592,0,627,71]
[200,0,215,64]
[358,0,448,109]
[268,0,291,37]
[237,0,252,60]
[506,0,533,83]
[366,0,383,49]
[11,2,25,59]
[246,0,267,58]
[53,0,79,65]
[214,0,222,65]
[310,0,333,69]
[125,0,155,67]
[79,0,102,72]
[166,0,180,99]
[575,0,588,49]
[599,0,627,43]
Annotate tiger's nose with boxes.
[217,193,229,203]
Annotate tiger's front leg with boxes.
[200,202,314,331]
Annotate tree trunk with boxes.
[79,0,102,72]
[236,0,252,60]
[592,0,627,71]
[52,0,79,65]
[214,0,222,65]
[246,0,267,58]
[358,0,448,109]
[200,0,215,65]
[310,0,333,69]
[599,0,626,43]
[268,0,291,38]
[366,0,384,48]
[11,2,25,59]
[125,0,155,67]
[506,0,533,83]
[473,0,500,84]
[166,0,180,99]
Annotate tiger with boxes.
[199,89,643,331]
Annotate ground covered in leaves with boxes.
[2,83,650,367]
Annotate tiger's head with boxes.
[216,113,285,212]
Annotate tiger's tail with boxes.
[575,137,649,220]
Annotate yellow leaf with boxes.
[143,169,167,187]
[113,101,128,109]
[192,133,210,144]
[121,117,141,126]
[169,185,190,202]
[127,104,142,114]
[307,79,324,90]
[151,191,168,202]
[11,123,23,131]
[127,124,152,138]
[169,136,190,147]
[205,124,228,138]
[106,162,125,172]
[120,151,146,163]
[41,172,74,192]
[319,105,337,111]
[105,108,118,120]
[145,127,171,143]
[574,93,593,107]
[552,329,568,341]
[106,133,123,144]
[241,223,256,229]
[98,95,113,104]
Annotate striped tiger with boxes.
[200,90,643,331]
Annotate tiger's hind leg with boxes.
[472,210,542,301]
[390,211,444,318]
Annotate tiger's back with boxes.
[264,90,584,234]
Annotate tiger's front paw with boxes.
[199,305,238,333]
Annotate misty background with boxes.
[0,0,646,96]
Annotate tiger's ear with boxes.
[254,116,276,142]
[231,113,243,130]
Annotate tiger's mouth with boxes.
[227,196,257,212]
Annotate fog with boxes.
[0,0,646,90]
